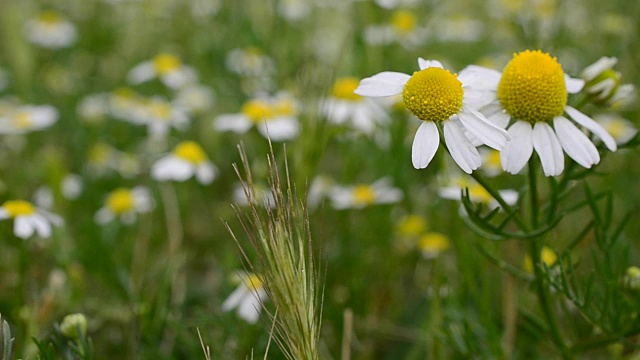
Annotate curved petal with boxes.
[532,122,564,176]
[30,214,52,238]
[581,57,617,82]
[444,121,481,174]
[213,114,252,133]
[501,121,533,175]
[127,62,155,84]
[354,72,410,97]
[553,116,599,168]
[481,102,511,128]
[152,156,194,182]
[411,121,440,169]
[14,216,35,239]
[196,163,217,184]
[458,107,508,150]
[222,285,250,312]
[458,65,501,90]
[418,58,443,70]
[565,106,617,151]
[564,74,584,93]
[257,117,300,141]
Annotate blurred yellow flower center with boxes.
[419,233,450,255]
[3,200,36,217]
[486,150,502,168]
[13,112,33,129]
[402,68,464,122]
[244,274,264,291]
[497,50,567,123]
[391,10,417,34]
[273,98,296,117]
[398,215,427,237]
[113,87,137,100]
[352,185,376,206]
[106,188,135,214]
[331,77,362,101]
[89,143,112,165]
[174,141,207,164]
[523,246,558,273]
[149,102,171,120]
[242,99,273,123]
[39,11,61,24]
[626,266,640,279]
[468,184,492,204]
[153,54,181,75]
[604,119,625,139]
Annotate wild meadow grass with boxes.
[0,0,639,359]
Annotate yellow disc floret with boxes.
[331,77,362,101]
[352,185,376,206]
[174,141,207,164]
[153,54,181,75]
[241,99,273,123]
[402,68,464,122]
[497,50,567,123]
[106,188,135,214]
[3,200,36,217]
[391,10,417,34]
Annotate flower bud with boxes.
[60,313,87,339]
[623,266,640,292]
[581,57,635,107]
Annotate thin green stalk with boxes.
[469,171,529,232]
[528,161,539,228]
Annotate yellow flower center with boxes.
[402,67,464,122]
[419,233,450,255]
[352,185,376,206]
[106,188,135,214]
[241,99,273,123]
[603,118,626,139]
[153,54,181,75]
[12,112,33,129]
[113,87,137,100]
[391,10,417,34]
[523,246,558,273]
[3,200,36,217]
[244,273,264,291]
[174,141,207,164]
[39,10,61,24]
[89,143,112,165]
[468,184,492,204]
[331,77,362,101]
[397,214,428,237]
[272,97,296,117]
[149,102,171,120]
[497,50,567,123]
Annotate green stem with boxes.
[528,161,539,228]
[470,171,529,232]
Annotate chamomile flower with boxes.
[523,246,558,274]
[419,232,450,259]
[438,175,518,209]
[86,142,141,179]
[77,93,110,125]
[225,47,275,78]
[214,92,299,141]
[222,273,267,324]
[127,53,197,89]
[94,187,153,225]
[329,178,403,210]
[581,56,635,107]
[24,10,77,49]
[593,114,637,145]
[151,141,218,184]
[174,84,215,115]
[363,10,428,49]
[322,77,389,135]
[464,50,618,176]
[355,58,509,173]
[479,148,504,177]
[139,97,190,138]
[0,200,63,239]
[0,105,58,135]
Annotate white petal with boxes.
[237,289,265,324]
[14,216,34,239]
[0,208,10,220]
[581,57,617,82]
[565,106,617,151]
[418,58,443,70]
[444,120,481,174]
[196,163,217,184]
[127,62,156,84]
[564,74,584,94]
[498,190,519,206]
[458,65,501,90]
[481,102,511,128]
[152,156,194,182]
[458,107,508,150]
[257,117,299,141]
[213,114,253,133]
[411,121,440,169]
[30,214,52,238]
[501,121,533,174]
[532,122,564,176]
[438,186,462,201]
[94,208,114,224]
[354,72,410,97]
[553,116,599,168]
[222,285,250,312]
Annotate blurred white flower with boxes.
[225,47,275,78]
[307,175,334,209]
[86,142,141,179]
[438,176,518,210]
[374,0,419,9]
[0,199,63,239]
[214,92,299,141]
[24,10,77,49]
[77,93,110,125]
[139,97,190,138]
[593,114,637,145]
[479,148,504,177]
[233,183,276,209]
[581,56,635,107]
[128,53,197,89]
[419,232,450,259]
[363,10,428,49]
[61,174,84,200]
[432,15,484,43]
[152,141,218,184]
[175,84,215,115]
[222,273,267,324]
[329,178,403,209]
[94,187,153,225]
[278,0,312,21]
[0,105,58,134]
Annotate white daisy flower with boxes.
[479,148,504,177]
[127,53,197,89]
[0,200,63,239]
[363,10,428,49]
[225,47,275,78]
[329,178,403,210]
[77,93,110,125]
[0,105,58,134]
[418,232,450,259]
[438,176,518,210]
[355,57,509,173]
[593,114,637,145]
[581,56,635,107]
[222,273,267,324]
[151,141,218,184]
[462,50,618,176]
[86,142,141,179]
[322,77,388,135]
[139,97,190,138]
[108,87,146,124]
[214,92,299,141]
[24,10,77,49]
[94,187,153,225]
[174,84,215,115]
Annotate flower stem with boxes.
[470,171,529,232]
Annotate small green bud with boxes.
[623,266,640,292]
[60,313,87,339]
